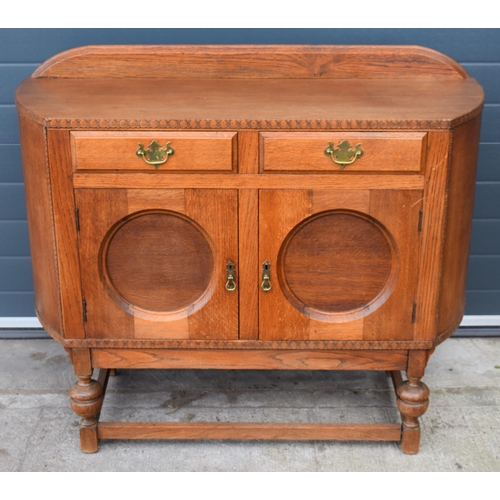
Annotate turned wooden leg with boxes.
[68,348,105,453]
[396,377,429,454]
[396,350,430,454]
[69,375,104,453]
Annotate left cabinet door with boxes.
[75,188,239,340]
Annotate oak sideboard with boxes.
[15,45,484,453]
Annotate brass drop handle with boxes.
[225,261,236,292]
[324,140,363,169]
[261,261,272,292]
[136,140,174,168]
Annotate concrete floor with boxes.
[0,337,499,471]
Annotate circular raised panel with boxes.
[101,211,215,317]
[278,210,398,322]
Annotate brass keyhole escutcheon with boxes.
[261,261,272,292]
[324,140,363,169]
[225,261,236,292]
[136,140,174,168]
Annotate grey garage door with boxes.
[0,29,498,333]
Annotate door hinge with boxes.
[75,208,80,232]
[411,302,417,323]
[82,299,87,322]
[418,209,423,232]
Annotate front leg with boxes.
[68,348,104,453]
[396,376,430,454]
[69,375,104,453]
[396,350,430,454]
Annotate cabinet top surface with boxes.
[16,45,484,130]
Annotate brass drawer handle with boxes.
[136,140,174,168]
[261,261,272,292]
[324,140,363,169]
[225,261,236,292]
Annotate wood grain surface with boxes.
[16,77,483,130]
[71,131,236,172]
[238,189,259,340]
[104,212,214,312]
[91,348,409,370]
[18,116,61,333]
[46,130,85,338]
[259,188,422,341]
[97,422,402,441]
[32,45,467,80]
[75,188,238,340]
[185,189,239,340]
[259,190,312,340]
[260,132,426,173]
[414,132,452,341]
[77,188,134,339]
[279,212,394,313]
[437,116,482,339]
[72,173,426,190]
[363,190,423,341]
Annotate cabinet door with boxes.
[259,189,423,341]
[75,188,238,340]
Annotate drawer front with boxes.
[71,131,237,172]
[260,132,427,173]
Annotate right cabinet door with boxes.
[258,189,423,342]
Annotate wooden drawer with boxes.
[260,132,427,173]
[71,131,237,172]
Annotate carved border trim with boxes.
[45,117,448,130]
[38,304,433,350]
[63,338,433,350]
[38,110,482,132]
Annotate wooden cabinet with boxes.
[16,45,484,454]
